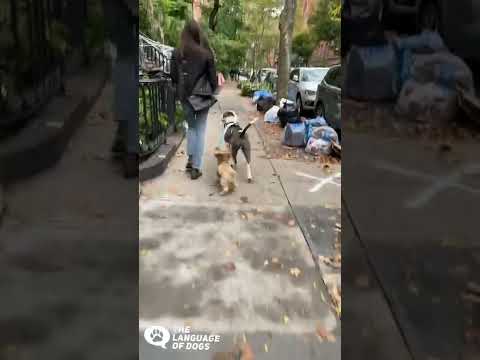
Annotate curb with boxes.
[139,131,185,182]
[0,64,108,185]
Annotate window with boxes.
[325,67,342,89]
[301,68,329,82]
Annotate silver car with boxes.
[314,65,342,130]
[287,67,330,113]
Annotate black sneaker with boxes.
[186,162,193,172]
[191,168,202,180]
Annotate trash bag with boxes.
[282,122,306,147]
[409,53,475,93]
[264,105,280,123]
[312,126,339,144]
[342,0,386,57]
[253,90,273,103]
[305,137,332,155]
[396,52,475,123]
[394,31,448,89]
[396,80,458,123]
[344,43,399,101]
[278,101,299,127]
[393,31,447,54]
[257,97,275,112]
[304,116,327,143]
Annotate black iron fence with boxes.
[0,0,89,135]
[139,76,177,157]
[140,45,170,74]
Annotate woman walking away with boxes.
[171,20,218,180]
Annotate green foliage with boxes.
[140,0,191,46]
[308,0,341,49]
[47,21,69,57]
[175,101,185,128]
[85,2,106,59]
[239,81,271,97]
[292,31,317,65]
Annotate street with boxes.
[139,83,341,359]
[343,130,480,359]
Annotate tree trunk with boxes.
[209,0,221,31]
[277,0,297,102]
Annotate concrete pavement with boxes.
[0,83,138,360]
[343,131,480,359]
[139,83,341,359]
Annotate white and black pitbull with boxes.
[221,111,256,183]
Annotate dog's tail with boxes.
[240,119,257,138]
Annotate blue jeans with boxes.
[183,102,209,170]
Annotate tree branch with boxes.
[209,0,221,31]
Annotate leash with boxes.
[216,99,226,147]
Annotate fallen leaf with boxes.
[316,324,336,342]
[140,249,149,256]
[283,315,290,325]
[223,262,236,272]
[290,267,302,278]
[355,275,370,288]
[264,344,269,353]
[240,342,255,360]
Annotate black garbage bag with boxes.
[278,100,300,128]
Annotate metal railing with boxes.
[139,33,173,75]
[1,0,88,135]
[139,77,177,158]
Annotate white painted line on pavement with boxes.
[296,171,341,193]
[373,160,480,208]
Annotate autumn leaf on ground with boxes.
[290,267,302,278]
[283,315,290,325]
[355,275,370,288]
[316,324,336,342]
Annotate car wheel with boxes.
[296,95,304,115]
[315,101,325,118]
[419,0,441,33]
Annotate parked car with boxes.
[251,68,277,83]
[314,64,342,130]
[288,67,330,113]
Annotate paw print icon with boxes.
[144,326,171,348]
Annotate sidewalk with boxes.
[139,83,341,359]
[0,82,138,359]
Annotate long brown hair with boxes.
[179,20,213,59]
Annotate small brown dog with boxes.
[214,148,237,195]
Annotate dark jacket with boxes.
[170,48,218,102]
